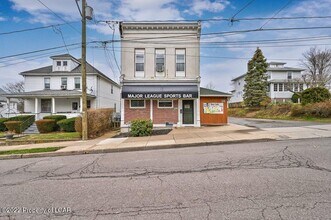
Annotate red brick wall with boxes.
[124,100,150,123]
[153,100,178,124]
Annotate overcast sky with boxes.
[1,0,331,92]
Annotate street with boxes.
[0,138,330,220]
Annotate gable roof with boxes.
[200,87,232,97]
[20,57,120,87]
[0,88,6,95]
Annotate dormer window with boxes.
[56,61,61,66]
[63,61,68,66]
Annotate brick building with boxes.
[119,22,231,131]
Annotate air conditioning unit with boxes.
[156,65,164,73]
[61,85,67,90]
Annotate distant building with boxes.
[5,54,120,119]
[0,88,19,117]
[229,62,306,105]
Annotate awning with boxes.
[122,85,199,99]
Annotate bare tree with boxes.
[301,47,331,88]
[205,82,216,90]
[2,81,24,112]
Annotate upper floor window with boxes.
[74,77,81,89]
[135,49,145,77]
[274,83,278,91]
[56,61,61,66]
[44,77,50,90]
[155,49,165,77]
[61,77,67,89]
[63,61,68,66]
[279,83,283,91]
[287,72,292,80]
[111,85,114,94]
[176,49,185,77]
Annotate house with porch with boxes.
[0,88,19,117]
[5,54,120,119]
[229,62,306,105]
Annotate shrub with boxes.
[35,119,57,133]
[290,101,331,118]
[57,117,77,132]
[301,87,331,105]
[290,104,304,117]
[130,119,153,137]
[4,121,22,134]
[291,93,301,103]
[87,108,114,138]
[43,115,67,131]
[8,115,35,131]
[0,118,8,132]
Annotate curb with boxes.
[0,138,274,160]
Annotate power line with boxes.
[0,22,79,36]
[230,0,256,22]
[36,0,80,34]
[259,0,292,29]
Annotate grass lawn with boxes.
[17,132,81,141]
[0,147,63,155]
[0,132,4,137]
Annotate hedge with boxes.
[43,115,67,131]
[57,117,77,132]
[291,101,331,118]
[301,87,331,105]
[130,119,153,137]
[36,119,57,133]
[0,118,8,132]
[75,108,114,138]
[8,115,35,132]
[4,121,22,134]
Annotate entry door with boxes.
[182,100,194,124]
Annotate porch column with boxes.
[80,97,83,113]
[150,99,153,121]
[6,98,10,112]
[196,98,201,127]
[34,98,38,114]
[52,98,56,114]
[120,99,125,127]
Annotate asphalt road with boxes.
[229,117,328,129]
[0,138,330,220]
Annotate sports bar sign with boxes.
[122,92,198,99]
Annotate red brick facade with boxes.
[124,100,150,123]
[152,100,178,124]
[124,99,178,124]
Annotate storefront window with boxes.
[130,100,145,108]
[158,100,173,108]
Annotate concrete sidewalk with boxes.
[1,123,331,159]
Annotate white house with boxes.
[229,62,306,105]
[120,22,202,131]
[5,54,120,119]
[0,88,19,117]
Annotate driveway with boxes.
[229,117,328,129]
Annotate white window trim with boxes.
[135,49,145,78]
[155,49,166,77]
[130,100,145,109]
[158,100,173,109]
[175,49,186,77]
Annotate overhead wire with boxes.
[259,0,293,29]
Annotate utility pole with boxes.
[81,0,88,140]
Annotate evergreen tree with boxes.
[243,48,268,107]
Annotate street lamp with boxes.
[80,0,93,140]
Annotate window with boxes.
[41,99,51,112]
[267,73,271,79]
[267,84,270,92]
[158,100,173,108]
[130,100,145,108]
[274,83,278,91]
[287,72,292,80]
[114,103,116,111]
[155,49,165,76]
[299,83,304,91]
[135,49,145,77]
[284,83,289,91]
[294,84,299,92]
[176,49,185,77]
[44,77,50,89]
[63,61,68,66]
[111,85,114,94]
[87,100,91,109]
[74,77,81,89]
[279,83,283,92]
[72,102,78,111]
[56,61,61,66]
[61,77,67,87]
